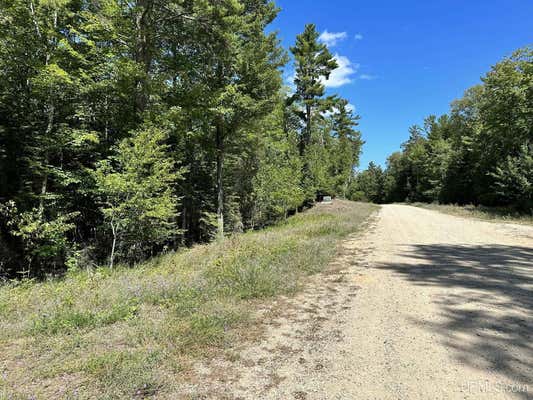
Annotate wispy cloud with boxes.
[322,102,357,118]
[323,54,358,88]
[285,53,359,91]
[359,74,377,80]
[318,30,348,47]
[283,66,296,92]
[354,33,364,40]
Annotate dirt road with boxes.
[190,204,533,399]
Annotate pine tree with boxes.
[252,101,304,224]
[197,0,286,239]
[290,24,338,157]
[331,99,363,197]
[0,0,368,278]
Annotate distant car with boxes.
[322,196,332,204]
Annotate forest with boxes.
[0,0,363,279]
[1,1,532,398]
[351,47,533,211]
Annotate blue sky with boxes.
[269,0,533,169]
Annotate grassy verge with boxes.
[0,200,377,400]
[412,203,533,225]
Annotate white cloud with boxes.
[323,54,358,88]
[318,30,347,47]
[322,109,334,118]
[283,67,296,92]
[322,103,356,118]
[354,33,363,40]
[286,54,359,91]
[346,103,356,113]
[359,74,376,80]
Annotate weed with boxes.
[0,201,378,398]
[413,203,533,225]
[84,350,162,399]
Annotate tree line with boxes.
[0,1,363,278]
[351,47,532,211]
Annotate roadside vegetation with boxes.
[0,3,367,397]
[412,203,533,226]
[0,200,377,399]
[0,2,363,280]
[350,47,532,216]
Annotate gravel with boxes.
[187,204,533,400]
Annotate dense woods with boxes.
[352,47,533,212]
[0,1,363,278]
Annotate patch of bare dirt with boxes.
[177,205,533,399]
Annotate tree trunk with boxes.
[28,1,41,38]
[300,103,312,156]
[134,0,153,114]
[181,199,188,245]
[38,166,48,216]
[300,103,313,199]
[305,103,312,148]
[36,7,56,217]
[110,221,117,269]
[216,120,224,240]
[38,103,54,216]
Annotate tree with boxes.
[383,152,409,203]
[187,0,286,239]
[94,127,181,267]
[330,99,363,197]
[0,0,365,278]
[401,125,429,201]
[0,201,77,277]
[251,101,304,225]
[476,47,533,205]
[420,115,452,201]
[0,0,106,275]
[290,24,337,156]
[491,144,533,211]
[351,162,385,203]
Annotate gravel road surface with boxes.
[190,204,533,400]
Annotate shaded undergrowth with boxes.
[0,200,377,400]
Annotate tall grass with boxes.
[0,201,377,399]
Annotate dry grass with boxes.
[412,203,533,226]
[0,200,378,400]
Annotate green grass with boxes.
[412,203,533,225]
[0,200,378,399]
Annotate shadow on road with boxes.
[377,244,533,398]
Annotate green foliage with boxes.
[0,201,77,276]
[291,24,338,104]
[355,46,533,212]
[491,144,533,210]
[84,350,162,399]
[252,104,305,224]
[350,162,386,203]
[94,126,181,266]
[0,1,363,278]
[0,201,377,398]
